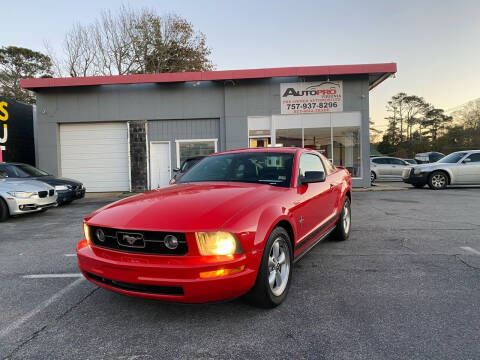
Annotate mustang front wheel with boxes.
[244,227,292,308]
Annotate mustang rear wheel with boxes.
[331,197,351,241]
[244,227,292,308]
[0,198,9,222]
[428,171,448,190]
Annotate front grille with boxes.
[89,226,188,255]
[85,272,183,295]
[38,191,47,198]
[49,189,55,196]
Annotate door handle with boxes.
[330,183,335,189]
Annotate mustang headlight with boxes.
[55,185,70,191]
[7,191,36,198]
[83,223,91,244]
[195,232,243,256]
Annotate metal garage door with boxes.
[60,123,129,192]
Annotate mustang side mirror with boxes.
[462,158,471,164]
[301,171,326,185]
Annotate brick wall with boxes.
[128,120,148,191]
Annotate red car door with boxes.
[293,153,333,249]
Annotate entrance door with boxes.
[150,142,170,189]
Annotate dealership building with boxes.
[21,63,396,191]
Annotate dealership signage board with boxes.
[280,81,343,114]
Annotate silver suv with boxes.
[370,157,412,183]
[402,150,480,189]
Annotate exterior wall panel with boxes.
[148,119,220,168]
[35,74,372,188]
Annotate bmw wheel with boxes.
[0,198,9,222]
[244,227,292,308]
[428,171,448,190]
[331,197,351,241]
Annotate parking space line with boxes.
[460,246,480,255]
[23,273,83,279]
[0,278,85,339]
[64,254,76,257]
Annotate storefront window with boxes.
[248,113,362,178]
[249,129,271,148]
[249,137,271,148]
[304,127,332,160]
[332,126,361,177]
[276,128,302,148]
[178,140,216,167]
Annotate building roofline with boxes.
[20,62,396,91]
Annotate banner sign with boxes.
[280,81,343,114]
[0,97,35,165]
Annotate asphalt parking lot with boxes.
[1,186,479,360]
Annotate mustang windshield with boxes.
[436,152,467,164]
[177,152,294,187]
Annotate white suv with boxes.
[402,150,480,189]
[370,157,412,183]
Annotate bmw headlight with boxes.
[7,191,36,198]
[55,185,70,191]
[414,168,423,175]
[195,232,243,256]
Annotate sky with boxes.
[1,0,479,130]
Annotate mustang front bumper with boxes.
[77,239,260,303]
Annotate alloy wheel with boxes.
[343,201,351,235]
[268,238,290,297]
[431,174,446,189]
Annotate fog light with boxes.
[164,235,179,249]
[96,228,105,242]
[199,265,245,279]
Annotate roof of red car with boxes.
[212,147,305,155]
[20,63,397,90]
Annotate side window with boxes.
[323,157,336,173]
[391,159,406,165]
[298,153,325,185]
[372,158,386,164]
[466,153,480,163]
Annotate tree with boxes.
[59,6,213,77]
[422,108,452,142]
[384,93,430,143]
[0,46,52,104]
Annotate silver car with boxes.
[370,156,412,183]
[0,178,58,221]
[402,150,480,189]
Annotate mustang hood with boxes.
[86,182,286,231]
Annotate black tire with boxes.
[244,227,292,308]
[412,184,425,189]
[370,171,376,184]
[0,197,9,222]
[428,171,448,190]
[331,197,351,241]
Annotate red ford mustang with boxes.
[77,147,352,307]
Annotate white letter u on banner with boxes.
[0,124,7,144]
